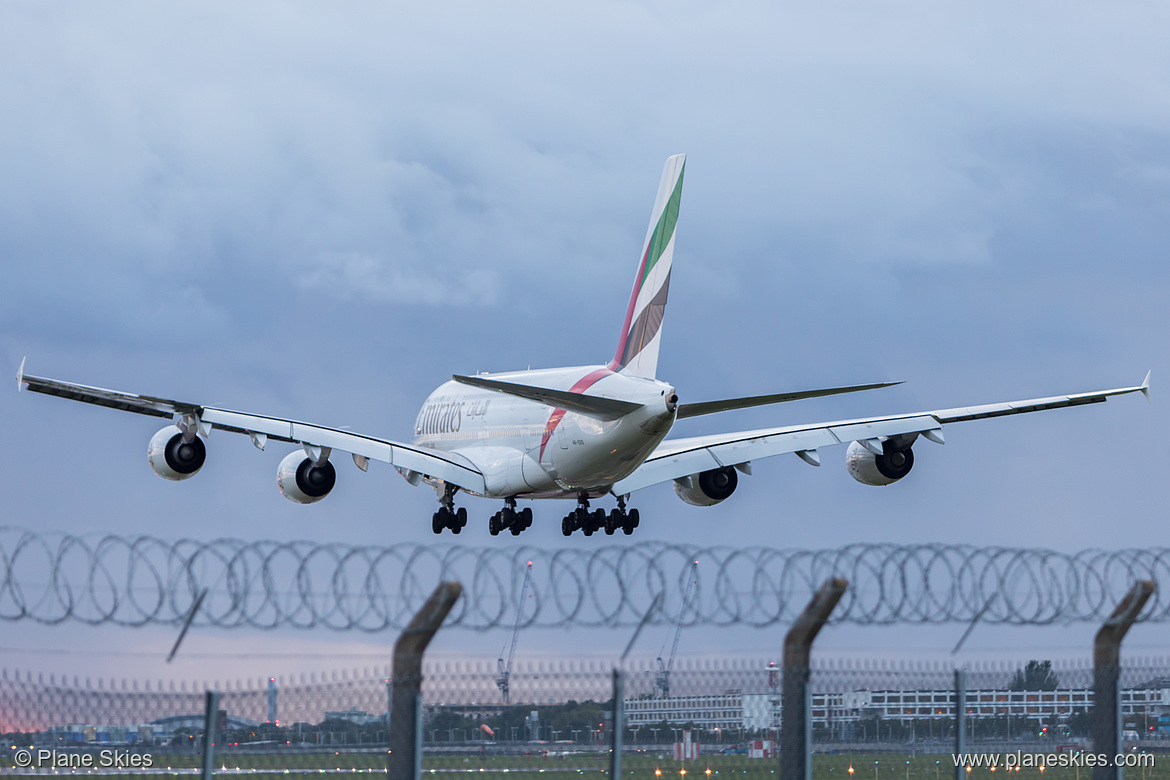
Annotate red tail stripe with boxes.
[610,243,652,370]
[538,368,613,461]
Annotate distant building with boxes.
[626,693,774,731]
[626,684,1170,732]
[323,708,384,726]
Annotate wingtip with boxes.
[1141,369,1151,401]
[16,356,25,392]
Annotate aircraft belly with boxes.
[549,413,669,491]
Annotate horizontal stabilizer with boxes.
[452,374,644,421]
[676,381,901,420]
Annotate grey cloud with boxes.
[299,251,499,306]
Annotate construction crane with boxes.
[496,560,533,704]
[655,560,698,699]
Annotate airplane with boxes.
[17,154,1151,537]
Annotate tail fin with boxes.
[610,153,685,379]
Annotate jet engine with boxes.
[277,450,336,504]
[147,425,206,481]
[845,440,914,486]
[673,466,738,506]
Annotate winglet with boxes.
[16,356,25,392]
[1141,369,1151,402]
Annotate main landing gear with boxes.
[561,495,639,537]
[489,498,534,536]
[432,484,468,535]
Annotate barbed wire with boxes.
[1,527,1168,631]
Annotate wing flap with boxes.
[706,427,839,466]
[20,372,196,418]
[828,415,941,443]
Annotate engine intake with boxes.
[846,440,914,486]
[673,466,738,506]
[147,425,206,481]
[277,451,337,504]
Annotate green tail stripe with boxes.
[640,163,685,287]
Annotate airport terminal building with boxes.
[625,685,1170,734]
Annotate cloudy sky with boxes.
[1,2,1168,681]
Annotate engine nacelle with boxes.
[845,440,914,486]
[147,425,206,481]
[277,450,336,504]
[673,466,738,506]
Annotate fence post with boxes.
[1092,580,1155,780]
[200,690,219,780]
[953,669,966,780]
[610,668,625,777]
[781,577,847,780]
[387,581,463,780]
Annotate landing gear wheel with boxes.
[562,515,573,536]
[605,509,621,535]
[489,512,501,536]
[496,507,515,536]
[436,483,462,535]
[520,507,533,530]
[580,510,594,536]
[624,508,639,534]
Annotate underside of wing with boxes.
[614,373,1150,497]
[18,362,486,497]
[20,364,198,418]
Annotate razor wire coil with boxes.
[1,527,1168,631]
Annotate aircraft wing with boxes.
[17,361,487,493]
[611,373,1150,495]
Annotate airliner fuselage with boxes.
[413,366,677,498]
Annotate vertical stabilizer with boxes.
[610,154,685,379]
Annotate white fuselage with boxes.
[411,366,677,498]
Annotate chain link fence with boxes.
[3,656,1169,778]
[3,531,1165,777]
